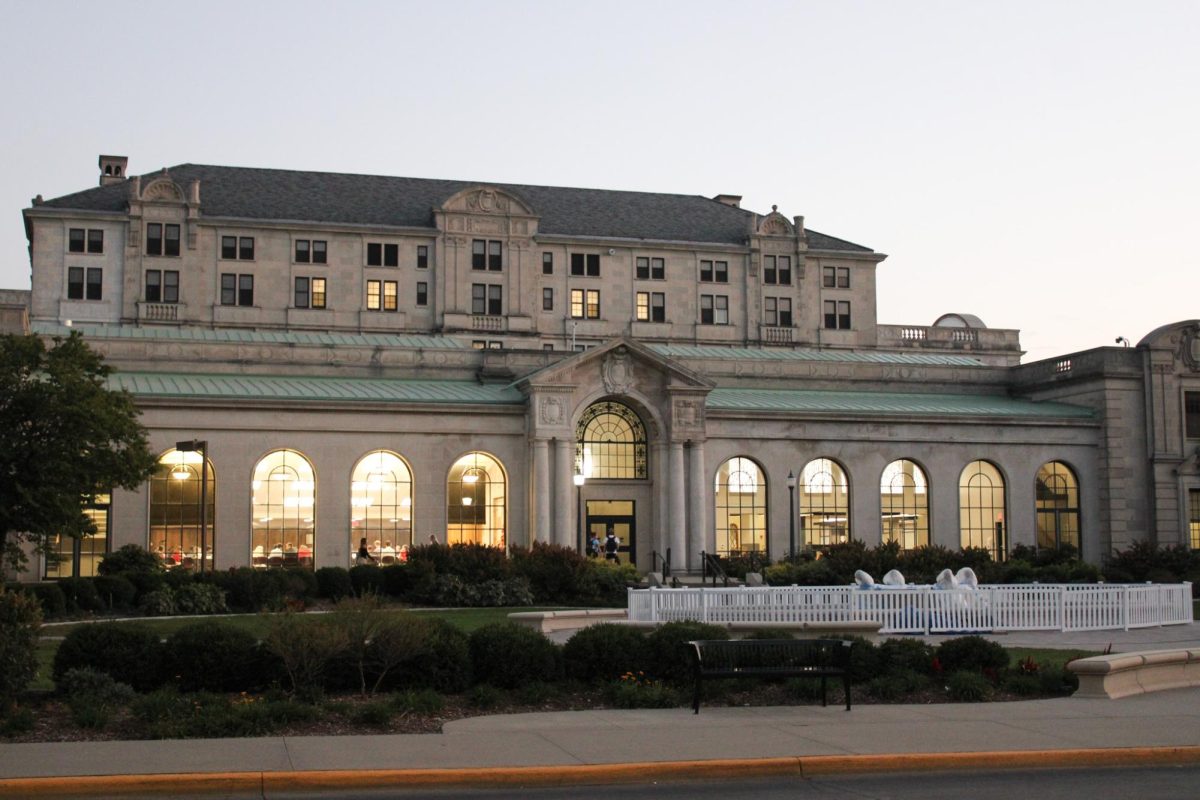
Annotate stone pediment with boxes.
[140,175,186,203]
[514,337,714,395]
[757,207,795,236]
[441,186,536,217]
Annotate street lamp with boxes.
[573,472,586,554]
[176,439,208,573]
[786,470,796,561]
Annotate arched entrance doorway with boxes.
[575,400,648,565]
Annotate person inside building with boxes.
[355,537,374,566]
[604,526,620,563]
[588,532,601,558]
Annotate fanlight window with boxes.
[800,458,849,547]
[251,449,315,569]
[447,452,506,547]
[350,451,413,565]
[959,460,1006,560]
[149,449,215,570]
[1035,461,1080,553]
[880,459,929,550]
[575,401,647,479]
[714,457,767,554]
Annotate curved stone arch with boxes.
[799,456,852,547]
[249,448,318,569]
[878,457,931,550]
[349,449,416,561]
[444,450,508,548]
[712,455,769,555]
[1034,459,1082,554]
[958,458,1008,560]
[757,208,794,236]
[574,397,650,480]
[147,446,217,565]
[141,176,186,203]
[571,386,666,443]
[440,185,536,217]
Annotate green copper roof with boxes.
[707,388,1094,419]
[33,322,470,350]
[109,372,525,405]
[650,343,985,367]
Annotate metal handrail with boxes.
[700,550,729,587]
[652,547,672,578]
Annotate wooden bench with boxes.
[1067,649,1200,699]
[686,638,854,714]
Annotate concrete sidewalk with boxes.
[4,624,1199,796]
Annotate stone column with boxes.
[653,441,669,568]
[670,441,687,572]
[688,440,709,562]
[533,439,550,544]
[555,438,574,548]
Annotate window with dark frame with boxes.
[542,252,553,275]
[217,273,253,306]
[87,230,104,254]
[238,274,254,306]
[294,277,326,309]
[488,240,502,271]
[367,242,398,267]
[838,267,850,288]
[85,267,102,300]
[765,297,792,326]
[67,267,84,299]
[1186,392,1200,439]
[764,255,791,285]
[295,277,310,308]
[824,300,851,329]
[700,260,728,283]
[367,280,381,310]
[416,281,428,306]
[221,236,254,260]
[570,253,600,277]
[473,240,503,271]
[636,257,649,280]
[636,257,666,280]
[700,294,728,325]
[823,266,835,287]
[146,224,181,257]
[221,273,236,305]
[417,245,428,269]
[145,270,179,304]
[383,280,397,311]
[569,288,600,319]
[69,228,85,253]
[472,283,502,315]
[294,239,327,264]
[543,287,554,311]
[636,291,665,322]
[312,278,326,309]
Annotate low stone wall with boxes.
[507,609,627,633]
[508,610,882,640]
[1068,649,1200,699]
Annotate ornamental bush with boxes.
[936,635,1008,675]
[390,618,471,693]
[173,583,228,615]
[92,574,137,611]
[349,565,386,597]
[509,542,587,603]
[877,637,936,676]
[165,621,267,692]
[945,670,992,702]
[28,583,67,617]
[645,621,728,684]
[468,623,562,689]
[315,567,353,601]
[53,623,165,691]
[98,544,162,576]
[563,623,652,682]
[0,588,42,709]
[58,577,104,613]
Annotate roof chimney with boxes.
[98,155,128,186]
[712,194,742,208]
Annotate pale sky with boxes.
[1,0,1195,362]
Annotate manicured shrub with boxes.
[563,623,652,682]
[877,637,936,676]
[468,623,562,689]
[283,567,318,602]
[98,544,162,576]
[315,567,353,601]
[58,577,103,613]
[131,689,318,739]
[1000,672,1042,696]
[945,670,992,702]
[469,683,503,709]
[53,623,164,691]
[263,613,349,700]
[1000,560,1037,584]
[139,588,177,616]
[895,544,959,585]
[121,570,166,604]
[165,621,264,692]
[645,621,728,684]
[509,542,587,603]
[0,588,42,708]
[444,543,512,583]
[92,574,137,611]
[1039,664,1078,695]
[867,668,930,701]
[59,667,136,730]
[575,561,638,607]
[28,583,66,617]
[936,636,1008,674]
[825,635,880,684]
[173,583,227,615]
[390,618,471,693]
[162,568,195,590]
[349,565,386,597]
[763,558,840,587]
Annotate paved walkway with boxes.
[3,625,1198,796]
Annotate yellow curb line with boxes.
[4,747,1200,796]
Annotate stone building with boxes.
[13,155,1200,578]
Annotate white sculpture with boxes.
[935,568,959,590]
[955,566,980,589]
[854,569,875,588]
[882,569,906,586]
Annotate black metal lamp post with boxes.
[574,473,586,554]
[786,470,796,560]
[176,439,208,573]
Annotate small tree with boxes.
[0,588,42,711]
[0,333,156,577]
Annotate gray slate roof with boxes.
[38,164,873,251]
[651,343,986,367]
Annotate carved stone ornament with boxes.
[674,398,700,427]
[759,207,793,236]
[1181,325,1200,372]
[141,179,184,202]
[539,395,564,425]
[469,189,509,214]
[602,347,635,394]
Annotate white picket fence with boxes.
[626,583,1195,634]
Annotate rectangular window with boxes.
[700,260,713,282]
[542,252,553,275]
[68,228,105,254]
[651,257,664,280]
[294,277,310,308]
[488,240,502,271]
[162,270,179,303]
[651,292,665,322]
[825,300,851,329]
[636,291,649,321]
[221,236,253,260]
[472,240,502,271]
[69,228,85,253]
[700,260,727,283]
[543,287,554,311]
[1186,392,1200,439]
[778,297,792,327]
[472,240,486,270]
[570,253,600,277]
[312,240,327,264]
[838,300,850,329]
[823,266,836,288]
[636,257,650,280]
[586,289,600,319]
[221,273,236,305]
[311,278,326,309]
[367,279,381,310]
[147,224,162,256]
[571,253,584,276]
[764,255,776,284]
[416,281,428,306]
[837,267,850,288]
[87,229,104,254]
[222,236,238,260]
[85,267,103,300]
[1191,489,1200,550]
[766,297,792,327]
[238,237,254,260]
[383,280,397,311]
[417,245,428,269]
[145,270,161,302]
[384,243,398,267]
[700,294,726,324]
[67,266,84,299]
[295,240,310,263]
[778,256,791,285]
[488,284,502,314]
[238,274,254,306]
[570,289,584,318]
[367,242,383,266]
[472,283,502,315]
[164,224,180,257]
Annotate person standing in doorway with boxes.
[604,525,620,563]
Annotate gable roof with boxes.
[37,164,874,251]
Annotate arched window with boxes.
[149,449,215,570]
[575,401,647,479]
[447,452,506,547]
[1036,461,1080,554]
[800,458,849,547]
[880,459,929,550]
[959,460,1006,560]
[351,451,413,565]
[252,449,315,569]
[714,457,767,554]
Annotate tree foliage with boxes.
[0,333,156,574]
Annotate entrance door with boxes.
[586,499,636,566]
